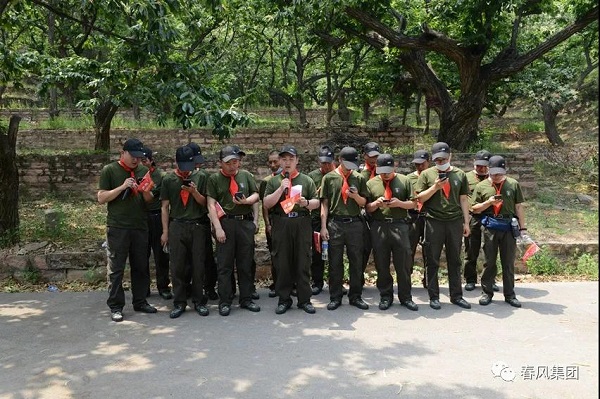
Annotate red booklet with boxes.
[313,231,321,253]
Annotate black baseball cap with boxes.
[279,144,298,157]
[431,142,451,160]
[474,150,492,166]
[339,147,359,170]
[376,154,395,174]
[187,142,205,164]
[488,155,507,175]
[175,146,195,171]
[318,146,334,163]
[412,149,430,164]
[219,145,244,162]
[363,142,381,157]
[141,145,154,160]
[123,138,145,158]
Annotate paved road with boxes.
[0,282,597,399]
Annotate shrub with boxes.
[526,248,563,275]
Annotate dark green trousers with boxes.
[463,215,485,284]
[327,219,364,302]
[481,228,517,299]
[169,220,206,306]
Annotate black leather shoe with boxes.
[111,310,123,322]
[378,299,392,310]
[327,300,341,311]
[479,294,492,306]
[241,301,261,312]
[298,302,316,314]
[429,299,441,310]
[493,283,500,292]
[206,290,219,300]
[311,286,322,295]
[350,298,369,310]
[275,302,291,314]
[268,289,277,298]
[251,291,260,300]
[464,282,476,291]
[134,303,158,313]
[401,300,419,311]
[195,304,209,316]
[505,298,522,308]
[219,304,231,316]
[451,298,472,309]
[169,305,186,319]
[159,290,173,300]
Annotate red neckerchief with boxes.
[441,168,451,199]
[491,177,505,216]
[220,169,239,199]
[336,166,351,204]
[365,163,376,179]
[175,169,191,206]
[118,159,139,196]
[383,174,395,200]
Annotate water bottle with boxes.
[511,218,521,238]
[321,240,328,261]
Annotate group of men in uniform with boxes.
[98,138,525,322]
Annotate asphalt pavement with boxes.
[0,282,597,399]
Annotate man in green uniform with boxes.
[358,142,381,285]
[366,154,419,311]
[160,146,210,319]
[320,147,369,311]
[471,155,525,308]
[98,138,158,322]
[415,142,472,310]
[407,149,430,287]
[259,149,281,298]
[307,145,335,295]
[207,145,261,316]
[140,146,172,300]
[263,145,320,314]
[463,150,499,293]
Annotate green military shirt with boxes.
[471,177,524,217]
[406,171,419,200]
[160,170,208,220]
[259,174,276,200]
[146,167,165,212]
[414,166,469,221]
[359,166,378,181]
[366,174,412,220]
[308,168,327,219]
[465,170,488,199]
[98,161,149,230]
[320,169,368,217]
[206,169,258,215]
[264,172,317,217]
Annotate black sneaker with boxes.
[111,310,123,322]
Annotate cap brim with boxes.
[474,160,489,166]
[366,151,380,157]
[318,156,334,163]
[128,150,146,158]
[489,167,507,175]
[376,166,394,174]
[192,154,205,163]
[432,152,450,160]
[221,155,241,162]
[412,158,427,164]
[341,160,359,170]
[237,151,246,157]
[177,161,195,172]
[279,151,297,157]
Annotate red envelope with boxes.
[137,171,154,192]
[280,193,301,214]
[522,242,541,262]
[313,231,321,253]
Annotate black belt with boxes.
[148,209,162,215]
[330,216,361,223]
[278,212,309,218]
[374,218,408,224]
[225,213,253,221]
[170,217,209,225]
[492,215,514,219]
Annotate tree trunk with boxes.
[401,106,408,125]
[437,103,482,150]
[541,101,564,146]
[362,100,370,123]
[295,98,308,127]
[415,91,422,125]
[337,89,351,122]
[132,103,141,120]
[94,102,119,151]
[0,115,21,246]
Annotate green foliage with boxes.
[526,247,563,275]
[84,267,106,285]
[518,120,544,132]
[21,263,43,285]
[571,253,599,276]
